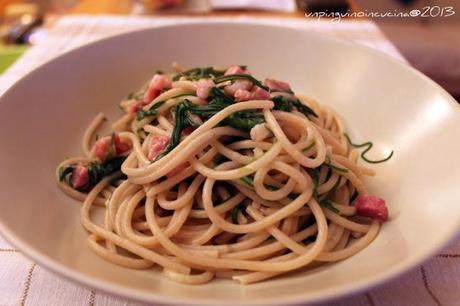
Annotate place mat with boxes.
[0,15,458,306]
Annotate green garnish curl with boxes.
[344,133,394,164]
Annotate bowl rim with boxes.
[0,20,459,306]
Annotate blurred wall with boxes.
[1,0,77,16]
[1,0,46,15]
[355,0,460,96]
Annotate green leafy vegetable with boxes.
[214,74,269,91]
[350,190,359,203]
[155,102,191,161]
[87,156,127,185]
[240,175,254,186]
[185,88,264,130]
[183,90,231,118]
[209,86,234,105]
[271,96,293,112]
[231,204,244,224]
[311,167,321,198]
[224,111,265,132]
[172,66,225,81]
[292,99,317,118]
[137,90,197,121]
[239,174,283,194]
[212,155,228,167]
[344,133,394,164]
[191,88,264,131]
[154,88,266,160]
[303,235,317,244]
[320,200,341,214]
[303,141,316,152]
[317,176,342,214]
[58,166,74,182]
[271,95,317,118]
[136,101,165,121]
[320,176,341,201]
[59,156,126,191]
[311,167,321,185]
[324,156,349,173]
[137,93,197,121]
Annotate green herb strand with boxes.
[316,176,342,214]
[223,111,265,132]
[87,156,126,185]
[58,166,74,182]
[350,190,359,203]
[271,96,293,112]
[136,101,165,121]
[137,92,195,121]
[325,156,349,173]
[310,167,321,198]
[155,103,190,161]
[240,175,254,186]
[212,155,228,167]
[320,200,341,214]
[172,66,225,81]
[231,204,244,224]
[292,99,318,118]
[303,141,316,152]
[318,176,342,203]
[271,95,317,118]
[344,133,394,164]
[184,88,263,130]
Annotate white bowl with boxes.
[0,22,459,306]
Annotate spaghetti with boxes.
[56,65,392,285]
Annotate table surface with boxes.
[0,13,459,306]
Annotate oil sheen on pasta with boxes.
[56,65,392,285]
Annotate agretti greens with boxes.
[146,66,318,160]
[154,87,265,160]
[59,156,126,191]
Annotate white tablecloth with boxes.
[0,15,458,306]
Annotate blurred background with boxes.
[0,0,459,98]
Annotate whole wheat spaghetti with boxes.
[56,65,392,285]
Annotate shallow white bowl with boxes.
[0,22,459,306]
